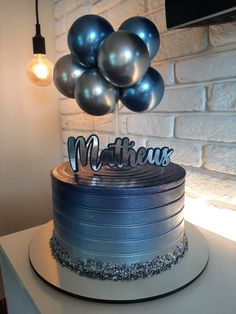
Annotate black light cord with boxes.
[35,0,39,25]
[35,0,41,35]
[32,0,46,54]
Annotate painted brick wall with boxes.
[53,0,236,210]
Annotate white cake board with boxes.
[29,221,208,303]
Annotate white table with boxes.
[0,223,236,314]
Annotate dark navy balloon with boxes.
[120,67,164,112]
[119,16,160,60]
[67,15,114,68]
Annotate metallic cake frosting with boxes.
[50,162,187,277]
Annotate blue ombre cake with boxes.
[50,161,188,280]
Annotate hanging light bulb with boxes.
[27,54,53,86]
[27,0,53,86]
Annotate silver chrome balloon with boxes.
[98,31,150,88]
[119,16,160,60]
[120,67,165,112]
[67,15,114,68]
[74,68,119,116]
[53,54,86,98]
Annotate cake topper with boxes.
[68,134,173,173]
[54,15,170,172]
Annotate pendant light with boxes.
[27,0,53,86]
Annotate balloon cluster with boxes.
[53,15,164,116]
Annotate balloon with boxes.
[120,67,164,112]
[98,31,150,88]
[53,54,86,98]
[119,17,160,60]
[67,15,114,68]
[74,68,119,116]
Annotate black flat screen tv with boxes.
[165,0,236,28]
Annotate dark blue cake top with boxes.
[52,161,185,191]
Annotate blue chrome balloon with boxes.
[67,15,114,68]
[120,67,164,112]
[74,68,119,116]
[119,16,160,60]
[98,31,150,88]
[53,54,86,98]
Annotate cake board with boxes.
[29,221,208,303]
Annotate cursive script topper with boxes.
[67,134,173,173]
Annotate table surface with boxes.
[1,222,236,314]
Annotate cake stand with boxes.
[29,221,208,303]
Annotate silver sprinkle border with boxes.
[49,234,188,281]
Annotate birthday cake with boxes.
[48,13,191,282]
[49,136,188,280]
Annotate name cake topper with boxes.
[68,134,173,173]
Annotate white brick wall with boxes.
[209,22,236,47]
[127,114,174,137]
[176,50,236,83]
[59,98,83,114]
[147,0,164,11]
[147,137,202,167]
[208,82,236,111]
[107,0,145,29]
[61,113,93,130]
[152,62,174,86]
[53,0,236,210]
[156,28,209,62]
[185,166,236,208]
[203,144,236,175]
[175,115,236,142]
[155,86,206,112]
[146,9,167,34]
